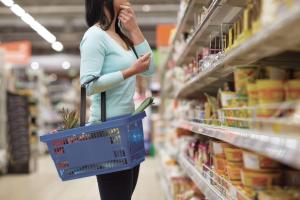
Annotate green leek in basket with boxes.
[132,97,154,115]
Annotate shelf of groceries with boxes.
[159,0,300,199]
[163,0,300,98]
[157,129,300,200]
[173,120,300,170]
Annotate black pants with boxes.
[96,165,140,200]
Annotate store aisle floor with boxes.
[0,155,164,200]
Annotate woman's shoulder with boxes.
[80,26,107,46]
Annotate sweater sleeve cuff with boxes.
[134,40,151,56]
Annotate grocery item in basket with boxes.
[285,80,300,101]
[211,141,232,157]
[234,66,258,96]
[226,162,243,181]
[213,156,227,175]
[132,97,154,115]
[258,188,300,200]
[242,151,280,171]
[256,80,284,117]
[224,147,243,162]
[241,169,282,189]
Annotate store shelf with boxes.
[162,0,209,69]
[174,0,245,66]
[176,5,300,98]
[162,0,244,71]
[174,120,300,170]
[172,0,209,45]
[178,154,225,200]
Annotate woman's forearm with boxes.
[122,67,136,79]
[83,71,124,96]
[129,27,145,46]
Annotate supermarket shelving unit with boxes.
[174,120,300,169]
[162,0,213,68]
[178,154,225,200]
[178,153,252,200]
[175,4,300,98]
[162,0,246,69]
[161,0,300,199]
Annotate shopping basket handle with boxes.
[80,76,106,127]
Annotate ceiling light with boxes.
[52,41,64,52]
[37,26,56,44]
[0,0,14,7]
[142,4,151,12]
[10,4,25,17]
[3,1,63,52]
[31,62,39,70]
[21,13,56,44]
[21,13,35,25]
[62,61,71,70]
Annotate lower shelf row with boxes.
[156,130,300,200]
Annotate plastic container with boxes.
[213,156,227,175]
[226,162,243,181]
[234,66,258,97]
[40,112,146,181]
[224,147,243,162]
[256,80,284,117]
[247,83,258,106]
[241,169,281,189]
[258,188,300,200]
[285,80,300,101]
[242,151,280,171]
[211,141,232,157]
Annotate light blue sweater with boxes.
[80,26,155,123]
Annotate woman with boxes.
[80,0,155,199]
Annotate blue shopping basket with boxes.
[40,76,146,181]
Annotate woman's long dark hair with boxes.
[85,0,134,49]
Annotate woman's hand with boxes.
[122,52,151,79]
[118,3,139,32]
[118,2,146,45]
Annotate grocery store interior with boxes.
[1,0,300,199]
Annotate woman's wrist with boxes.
[122,67,136,79]
[129,27,145,45]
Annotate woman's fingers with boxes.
[120,4,134,14]
[119,14,129,21]
[120,5,130,9]
[140,53,151,60]
[118,15,130,24]
[119,10,132,19]
[120,10,132,18]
